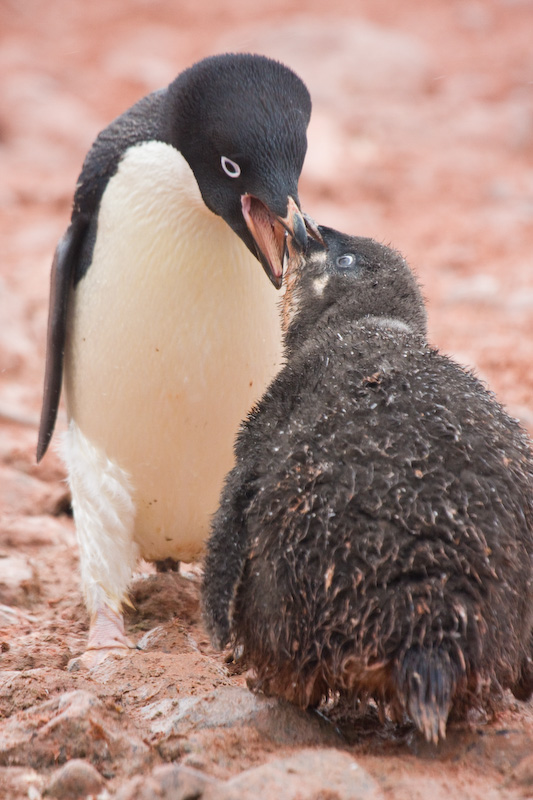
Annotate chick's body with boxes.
[203,230,533,743]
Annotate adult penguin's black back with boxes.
[203,226,533,743]
[37,54,313,665]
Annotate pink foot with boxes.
[68,605,135,670]
[87,604,133,650]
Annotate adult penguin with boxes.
[37,53,313,664]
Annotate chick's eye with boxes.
[221,156,241,178]
[336,254,355,268]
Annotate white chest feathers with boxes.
[64,140,283,561]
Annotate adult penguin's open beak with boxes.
[241,194,322,289]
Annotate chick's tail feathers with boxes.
[395,645,462,744]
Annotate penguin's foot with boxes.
[87,604,134,650]
[155,558,181,573]
[68,605,135,670]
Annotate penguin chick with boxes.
[37,54,314,665]
[202,226,533,744]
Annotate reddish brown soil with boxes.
[1,0,533,798]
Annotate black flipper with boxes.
[36,214,89,462]
[36,88,175,465]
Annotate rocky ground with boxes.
[1,0,533,797]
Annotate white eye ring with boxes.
[336,254,355,268]
[221,156,241,178]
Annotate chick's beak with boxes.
[241,194,309,289]
[279,196,308,251]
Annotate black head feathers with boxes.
[167,54,311,252]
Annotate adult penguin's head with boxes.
[167,53,313,288]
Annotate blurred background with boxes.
[1,0,533,464]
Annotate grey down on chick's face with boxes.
[202,225,533,744]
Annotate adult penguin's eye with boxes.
[221,156,241,178]
[336,254,355,268]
